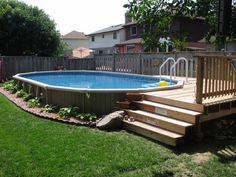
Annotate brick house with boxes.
[116,14,209,53]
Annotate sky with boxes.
[21,0,128,35]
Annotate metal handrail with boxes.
[170,57,188,83]
[159,57,175,81]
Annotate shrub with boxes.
[58,107,79,119]
[3,80,18,93]
[27,97,41,108]
[23,93,33,102]
[15,89,26,98]
[76,113,97,122]
[41,104,59,113]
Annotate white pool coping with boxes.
[13,70,184,93]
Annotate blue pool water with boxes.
[19,71,176,90]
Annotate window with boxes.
[113,32,117,39]
[91,36,95,42]
[126,44,135,53]
[130,26,137,36]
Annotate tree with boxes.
[0,0,64,56]
[124,0,236,51]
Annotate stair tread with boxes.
[143,94,204,112]
[135,100,202,116]
[123,120,183,139]
[127,110,193,127]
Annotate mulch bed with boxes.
[0,87,96,127]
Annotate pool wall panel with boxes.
[45,89,126,115]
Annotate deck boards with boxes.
[143,76,236,105]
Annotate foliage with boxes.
[125,0,236,50]
[3,80,18,93]
[58,106,79,119]
[22,93,33,102]
[41,104,59,113]
[76,113,98,122]
[173,32,188,50]
[15,89,25,98]
[0,0,65,56]
[0,94,236,177]
[27,97,41,108]
[125,0,172,50]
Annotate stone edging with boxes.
[0,87,96,127]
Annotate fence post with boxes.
[93,56,96,70]
[112,54,116,72]
[139,53,143,74]
[196,56,204,104]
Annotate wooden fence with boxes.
[196,55,236,104]
[95,52,196,77]
[0,56,95,80]
[1,52,236,82]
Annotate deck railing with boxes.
[196,55,236,104]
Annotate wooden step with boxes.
[143,94,204,112]
[134,100,202,123]
[126,110,193,134]
[123,120,183,146]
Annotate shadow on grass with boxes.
[154,171,174,177]
[122,119,236,165]
[174,132,236,164]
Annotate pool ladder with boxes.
[159,57,188,83]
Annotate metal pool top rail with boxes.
[13,70,184,93]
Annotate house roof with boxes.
[62,30,88,40]
[116,38,142,46]
[123,21,137,26]
[88,24,124,35]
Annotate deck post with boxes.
[194,117,204,142]
[196,56,204,104]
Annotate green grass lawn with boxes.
[0,93,235,177]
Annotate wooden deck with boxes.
[145,76,236,106]
[144,76,236,121]
[121,76,236,146]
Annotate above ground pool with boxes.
[13,71,183,114]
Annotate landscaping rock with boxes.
[96,110,124,130]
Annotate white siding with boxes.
[89,29,125,49]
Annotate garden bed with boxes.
[0,87,96,127]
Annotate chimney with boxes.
[125,12,132,24]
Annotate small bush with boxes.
[41,104,59,113]
[15,89,26,98]
[76,113,97,122]
[23,93,33,102]
[27,97,41,108]
[58,107,79,119]
[3,80,18,93]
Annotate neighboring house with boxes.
[116,14,209,53]
[62,30,89,49]
[116,20,144,53]
[88,24,125,54]
[170,17,209,51]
